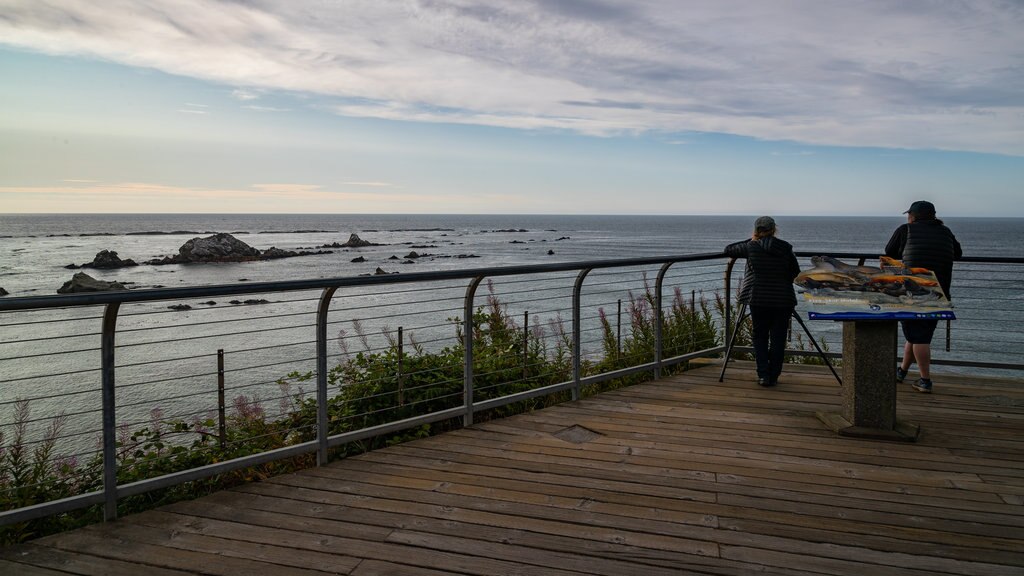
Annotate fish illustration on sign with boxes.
[795,256,952,317]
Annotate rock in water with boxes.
[85,250,138,269]
[0,287,8,297]
[342,234,374,248]
[260,247,297,260]
[177,233,261,263]
[57,272,128,294]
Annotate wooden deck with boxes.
[2,362,1023,575]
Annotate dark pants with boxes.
[750,305,793,381]
[901,319,939,344]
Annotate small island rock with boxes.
[57,272,128,294]
[85,250,138,269]
[342,234,376,248]
[177,233,261,263]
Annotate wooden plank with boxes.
[40,525,329,576]
[381,436,1010,515]
[119,507,598,576]
[0,557,71,576]
[0,543,194,576]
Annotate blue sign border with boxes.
[807,311,956,321]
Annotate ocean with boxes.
[1,214,1022,454]
[3,213,1022,297]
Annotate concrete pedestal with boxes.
[816,320,919,441]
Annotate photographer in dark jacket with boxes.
[885,200,962,393]
[725,217,801,387]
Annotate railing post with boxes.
[654,263,674,378]
[616,299,622,365]
[723,258,737,351]
[463,276,485,426]
[523,311,529,382]
[316,287,338,466]
[100,302,120,521]
[217,349,226,450]
[397,327,404,406]
[691,289,697,350]
[572,269,592,401]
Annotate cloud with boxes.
[0,181,492,212]
[1,1,1021,155]
[179,102,209,114]
[231,89,260,101]
[340,181,395,188]
[243,105,290,112]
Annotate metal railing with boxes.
[0,251,1021,528]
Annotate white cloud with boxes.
[232,89,260,101]
[1,0,1021,155]
[341,181,395,187]
[243,105,290,112]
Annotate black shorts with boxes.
[901,319,939,344]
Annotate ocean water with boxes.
[2,213,1021,297]
[1,214,1022,455]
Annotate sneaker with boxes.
[912,378,933,393]
[895,367,907,383]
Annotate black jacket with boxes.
[725,237,800,307]
[885,220,962,298]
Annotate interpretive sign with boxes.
[795,256,955,320]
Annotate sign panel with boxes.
[795,256,955,320]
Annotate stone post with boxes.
[817,320,919,441]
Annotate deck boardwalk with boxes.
[2,362,1023,575]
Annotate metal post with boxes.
[315,287,338,466]
[616,299,622,364]
[523,311,529,382]
[691,289,696,350]
[724,258,736,348]
[946,319,951,352]
[654,263,673,378]
[572,269,592,401]
[217,349,226,450]
[100,302,120,521]
[397,327,404,406]
[463,276,485,426]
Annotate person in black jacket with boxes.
[725,216,801,387]
[885,200,962,393]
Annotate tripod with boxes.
[719,302,842,385]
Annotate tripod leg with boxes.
[791,311,842,385]
[719,302,748,382]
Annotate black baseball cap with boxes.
[904,200,936,215]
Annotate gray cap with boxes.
[754,216,776,232]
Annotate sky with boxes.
[0,0,1022,216]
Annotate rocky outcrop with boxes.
[404,251,420,259]
[340,234,379,248]
[76,250,138,269]
[57,272,128,294]
[261,247,297,260]
[67,251,134,269]
[351,256,366,263]
[0,287,7,297]
[144,233,330,265]
[177,233,261,263]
